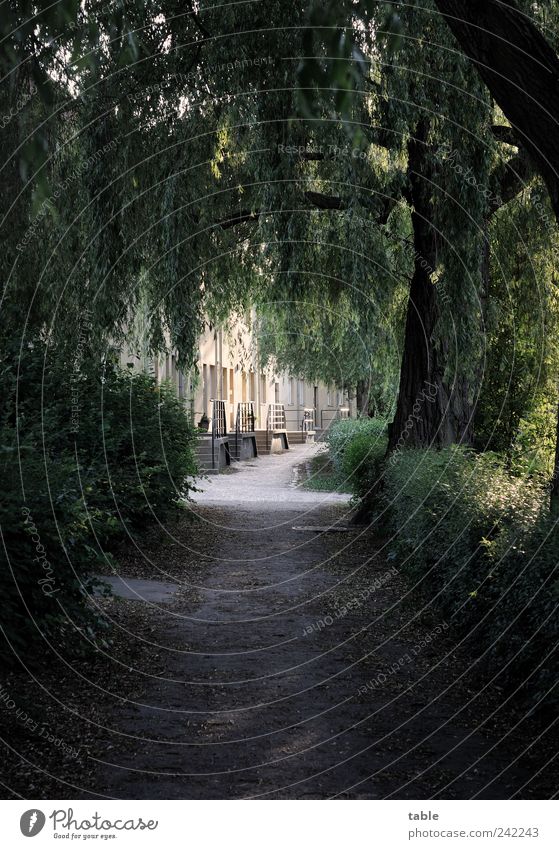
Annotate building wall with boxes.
[120,316,355,431]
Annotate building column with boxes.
[215,327,223,400]
[254,366,261,429]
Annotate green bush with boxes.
[74,366,197,539]
[322,417,389,500]
[331,423,558,706]
[1,443,111,663]
[0,341,196,667]
[383,447,558,705]
[339,432,388,500]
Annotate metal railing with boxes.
[266,403,286,431]
[266,403,286,450]
[236,401,255,434]
[235,401,255,457]
[211,399,227,468]
[301,407,315,433]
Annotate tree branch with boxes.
[187,3,212,40]
[216,181,408,231]
[218,192,346,229]
[489,148,535,217]
[491,124,519,146]
[434,0,559,218]
[218,209,260,230]
[303,190,345,210]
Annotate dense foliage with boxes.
[3,0,557,436]
[327,422,558,707]
[475,189,559,473]
[384,448,558,707]
[0,341,196,667]
[327,417,388,498]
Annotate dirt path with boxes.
[90,446,554,799]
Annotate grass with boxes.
[300,451,352,493]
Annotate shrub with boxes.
[0,341,197,667]
[339,432,388,500]
[1,441,111,663]
[326,417,388,499]
[327,418,388,486]
[383,447,558,705]
[74,366,197,538]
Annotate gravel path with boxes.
[192,441,349,510]
[88,445,555,799]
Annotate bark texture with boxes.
[356,379,372,416]
[388,122,473,453]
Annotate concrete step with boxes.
[195,435,231,474]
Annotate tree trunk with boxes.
[388,123,473,453]
[434,0,559,219]
[356,379,372,417]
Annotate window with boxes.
[209,364,216,398]
[297,379,304,406]
[202,364,208,409]
[287,378,293,405]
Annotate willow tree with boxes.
[293,2,493,448]
[5,0,555,461]
[156,1,411,397]
[476,186,559,469]
[176,1,488,440]
[254,201,410,417]
[399,0,559,500]
[290,0,555,455]
[0,1,145,345]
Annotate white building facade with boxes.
[121,314,355,433]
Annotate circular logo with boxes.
[20,810,46,837]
